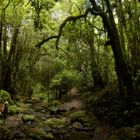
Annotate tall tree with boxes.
[89,0,135,107]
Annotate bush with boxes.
[0,90,13,104]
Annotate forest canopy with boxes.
[0,1,140,139]
[0,0,139,109]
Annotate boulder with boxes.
[45,117,70,128]
[69,111,90,123]
[9,105,22,114]
[25,127,54,139]
[22,114,36,122]
[117,127,136,140]
[0,90,13,104]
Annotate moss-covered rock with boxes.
[69,111,90,123]
[0,90,13,104]
[9,105,22,114]
[51,100,61,107]
[9,103,32,115]
[25,127,54,139]
[72,122,83,129]
[69,111,86,119]
[117,127,136,140]
[22,115,36,122]
[45,117,70,128]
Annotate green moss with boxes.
[117,127,136,140]
[69,111,86,119]
[69,111,90,123]
[9,105,22,114]
[25,127,54,139]
[0,90,13,104]
[46,133,54,139]
[9,102,32,115]
[51,100,61,107]
[45,118,70,128]
[22,115,36,122]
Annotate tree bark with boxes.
[88,35,104,89]
[90,0,134,105]
[2,27,20,98]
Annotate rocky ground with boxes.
[0,88,140,140]
[0,88,96,140]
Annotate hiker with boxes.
[1,101,9,119]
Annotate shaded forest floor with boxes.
[0,88,95,140]
[1,87,140,140]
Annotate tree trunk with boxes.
[88,36,104,89]
[2,27,19,99]
[90,0,134,107]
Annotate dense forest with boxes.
[0,0,140,139]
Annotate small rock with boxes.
[41,110,46,113]
[49,107,58,115]
[72,122,83,129]
[46,133,54,139]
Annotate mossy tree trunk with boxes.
[1,27,20,99]
[90,0,134,108]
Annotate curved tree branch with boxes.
[2,0,11,22]
[35,9,90,49]
[35,36,59,48]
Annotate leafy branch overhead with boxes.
[35,8,90,49]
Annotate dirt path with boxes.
[59,88,83,111]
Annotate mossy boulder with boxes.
[9,103,32,115]
[9,105,22,114]
[69,111,90,123]
[22,115,36,122]
[45,117,70,128]
[25,127,54,139]
[0,90,13,104]
[117,127,136,140]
